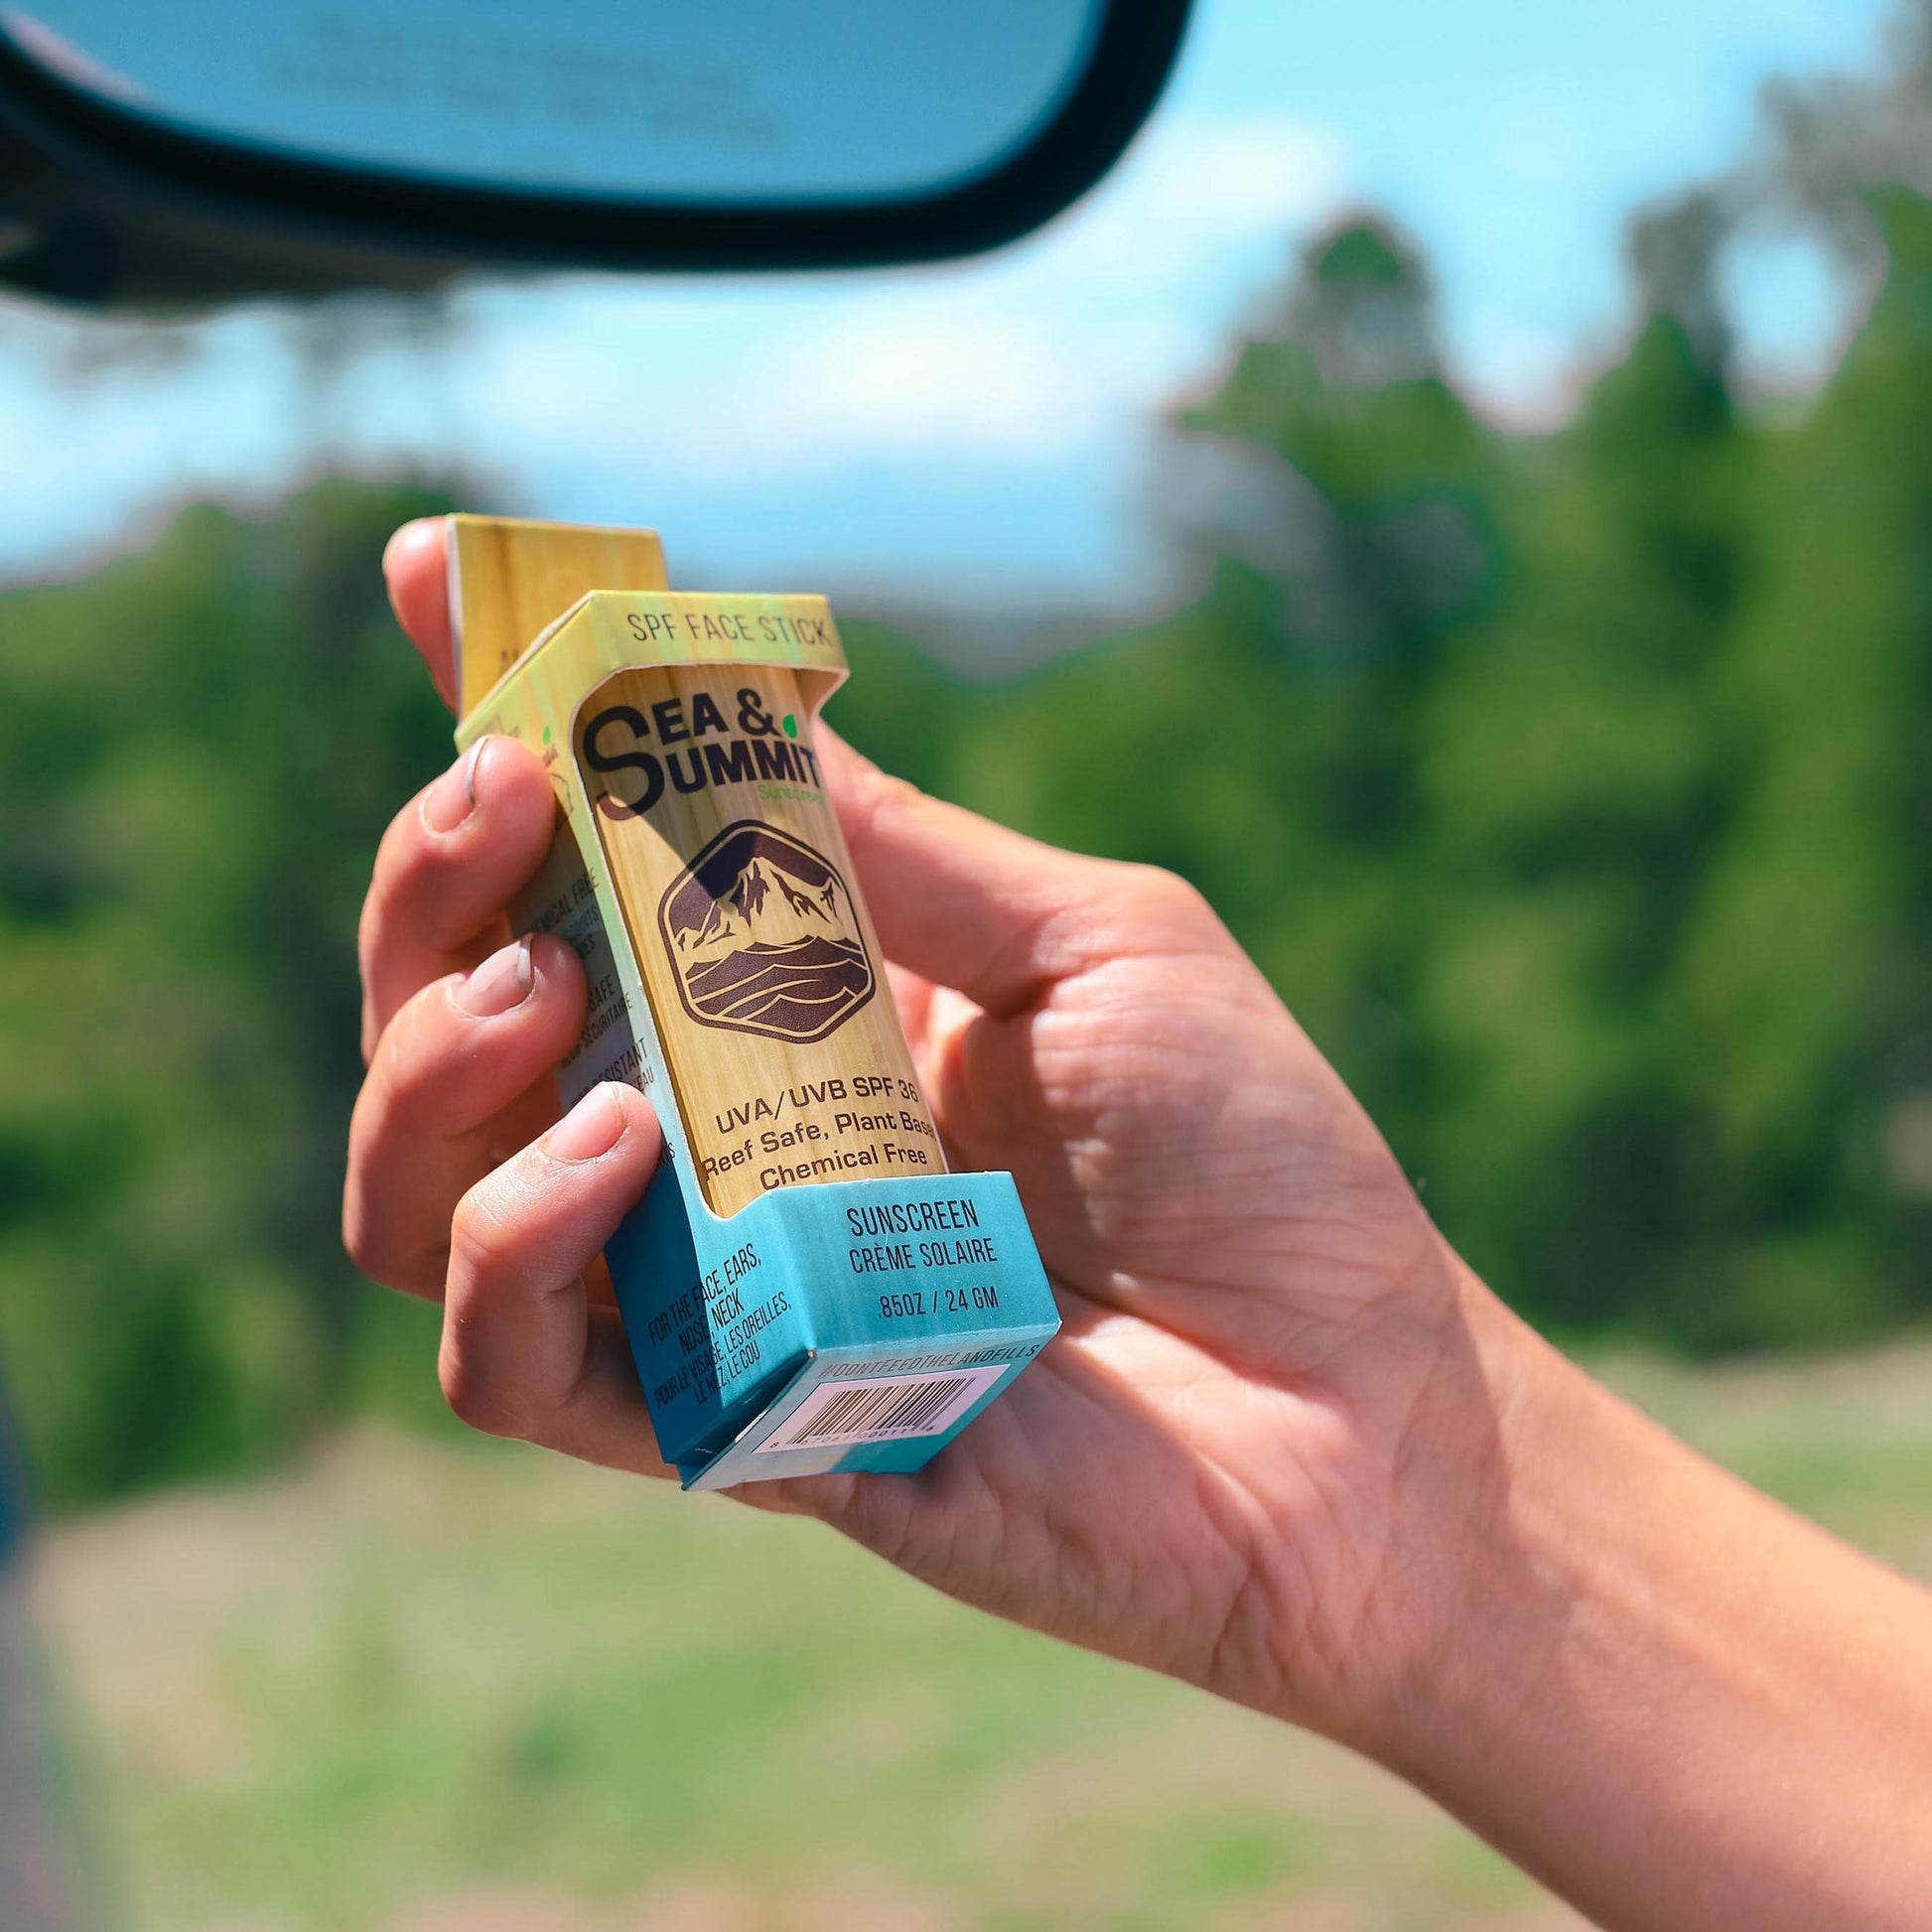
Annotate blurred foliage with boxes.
[9,84,1932,1507]
[0,485,455,1505]
[842,199,1932,1358]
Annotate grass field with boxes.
[30,1337,1932,1932]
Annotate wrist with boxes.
[1237,1244,1543,1758]
[1321,1255,1547,1761]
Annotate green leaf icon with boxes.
[781,715,798,739]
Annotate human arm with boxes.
[1370,1288,1932,1928]
[345,517,1932,1930]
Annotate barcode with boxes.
[756,1363,1008,1453]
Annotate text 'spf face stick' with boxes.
[577,665,942,1217]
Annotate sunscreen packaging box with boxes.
[447,516,1059,1489]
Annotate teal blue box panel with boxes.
[604,1162,1058,1488]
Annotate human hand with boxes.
[348,518,1932,1931]
[346,518,1503,1757]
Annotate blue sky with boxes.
[0,0,1898,607]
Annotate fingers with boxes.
[441,1083,672,1477]
[818,728,1211,1018]
[345,932,588,1297]
[358,734,559,1054]
[384,516,457,710]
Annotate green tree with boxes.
[1664,188,1932,1344]
[945,218,1499,1168]
[0,483,453,1502]
[1411,196,1753,1342]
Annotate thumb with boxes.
[815,727,1122,1019]
[383,517,458,713]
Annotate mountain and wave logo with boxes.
[656,821,875,1042]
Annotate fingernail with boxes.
[457,936,533,1017]
[544,1084,626,1163]
[423,740,487,834]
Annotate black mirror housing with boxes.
[0,3,1190,310]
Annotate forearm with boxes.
[1373,1271,1932,1931]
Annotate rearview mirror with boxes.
[0,0,1190,307]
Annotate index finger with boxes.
[384,516,457,711]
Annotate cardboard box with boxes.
[449,518,1059,1488]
